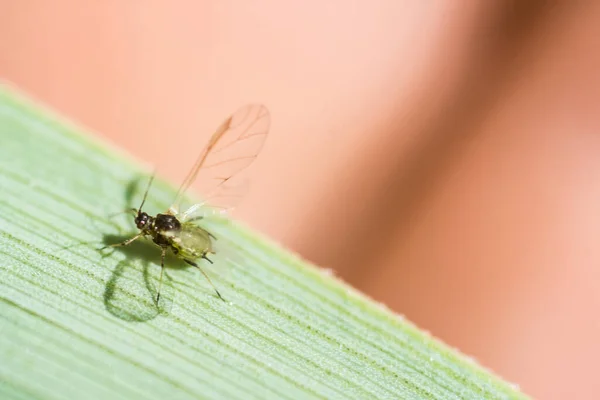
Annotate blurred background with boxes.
[2,1,599,398]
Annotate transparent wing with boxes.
[179,179,251,221]
[168,104,270,216]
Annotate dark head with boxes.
[135,211,150,230]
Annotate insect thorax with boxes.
[153,214,182,232]
[147,213,181,248]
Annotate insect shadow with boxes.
[100,232,186,322]
[98,174,220,322]
[96,174,175,322]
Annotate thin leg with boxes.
[156,247,167,303]
[99,232,143,251]
[184,258,225,301]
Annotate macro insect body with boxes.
[102,104,270,303]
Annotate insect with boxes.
[102,104,270,303]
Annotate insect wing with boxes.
[169,104,270,217]
[178,179,250,221]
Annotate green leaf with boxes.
[0,83,528,400]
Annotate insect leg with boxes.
[184,259,225,301]
[156,247,167,303]
[99,232,143,251]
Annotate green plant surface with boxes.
[0,83,529,400]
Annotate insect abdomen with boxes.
[171,224,212,258]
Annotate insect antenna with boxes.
[137,171,156,213]
[107,208,138,219]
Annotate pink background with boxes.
[2,2,600,398]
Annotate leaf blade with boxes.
[0,83,528,400]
